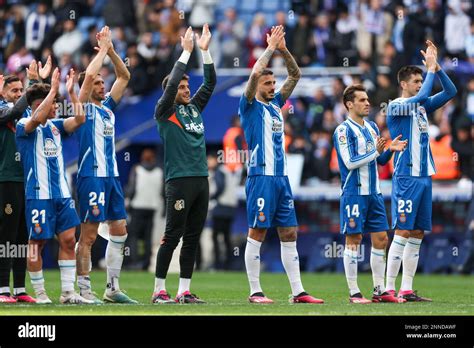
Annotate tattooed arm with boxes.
[243,25,285,102]
[278,46,301,103]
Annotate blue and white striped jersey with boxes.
[239,92,287,176]
[76,95,119,177]
[387,70,457,177]
[333,118,392,196]
[16,118,71,199]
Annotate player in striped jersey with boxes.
[16,68,92,304]
[75,26,137,304]
[385,41,457,302]
[334,85,407,303]
[240,25,323,304]
[0,59,51,304]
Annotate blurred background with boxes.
[0,0,473,275]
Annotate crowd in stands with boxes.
[1,0,472,183]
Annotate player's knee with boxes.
[59,234,76,251]
[79,231,97,246]
[346,234,362,248]
[278,228,297,242]
[161,234,181,249]
[396,229,410,239]
[248,228,266,242]
[108,219,127,235]
[410,229,424,239]
[372,232,388,249]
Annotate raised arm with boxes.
[63,69,86,133]
[388,46,437,116]
[275,27,301,103]
[190,23,217,112]
[243,25,285,102]
[154,26,194,120]
[24,68,60,133]
[108,31,131,103]
[78,26,111,103]
[0,73,28,125]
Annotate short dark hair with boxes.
[78,72,101,87]
[26,83,51,106]
[342,84,366,110]
[3,75,21,86]
[162,73,189,90]
[397,65,423,84]
[261,69,273,77]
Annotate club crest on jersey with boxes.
[4,204,12,215]
[190,107,199,118]
[272,118,283,133]
[399,213,406,223]
[92,205,100,216]
[43,138,58,157]
[103,118,114,137]
[338,135,347,144]
[174,199,185,211]
[258,212,266,222]
[366,141,374,152]
[34,223,42,234]
[51,126,59,136]
[349,218,356,228]
[416,115,428,133]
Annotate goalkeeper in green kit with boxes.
[151,24,216,304]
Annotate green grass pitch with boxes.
[1,271,473,315]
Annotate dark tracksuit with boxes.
[0,94,30,293]
[153,58,216,279]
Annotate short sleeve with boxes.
[273,91,285,108]
[239,94,255,117]
[51,118,66,134]
[15,118,29,138]
[102,94,117,111]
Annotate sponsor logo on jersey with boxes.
[338,135,346,144]
[272,118,283,133]
[43,138,58,157]
[103,118,114,137]
[174,199,185,211]
[258,212,266,222]
[184,122,205,134]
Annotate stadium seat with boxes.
[239,0,259,12]
[217,0,238,10]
